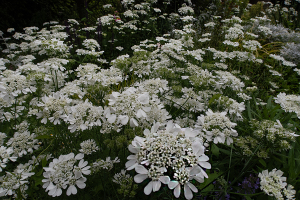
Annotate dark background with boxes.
[0,0,277,33]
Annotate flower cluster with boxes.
[235,119,298,158]
[113,170,138,198]
[0,146,17,172]
[6,130,40,157]
[251,119,298,151]
[126,121,211,199]
[196,109,238,145]
[275,93,300,119]
[259,169,296,200]
[0,164,34,198]
[92,157,120,173]
[106,87,170,130]
[42,153,90,197]
[79,139,99,155]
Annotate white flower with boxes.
[168,166,201,200]
[259,168,296,200]
[79,139,99,155]
[42,153,90,197]
[126,122,210,199]
[134,165,170,195]
[196,109,238,145]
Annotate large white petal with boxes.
[184,183,193,200]
[48,187,57,196]
[119,115,129,125]
[78,159,88,168]
[125,160,137,170]
[108,114,116,124]
[166,121,174,132]
[67,185,77,196]
[134,174,148,183]
[127,155,136,160]
[168,181,179,189]
[190,165,201,176]
[76,179,86,189]
[128,144,138,153]
[151,122,160,133]
[159,176,170,184]
[152,181,161,192]
[198,155,209,161]
[56,188,62,196]
[130,118,138,127]
[200,167,208,178]
[144,181,153,195]
[142,106,151,112]
[187,182,198,193]
[138,94,149,104]
[199,161,211,169]
[185,128,198,138]
[174,184,181,198]
[75,153,84,160]
[136,109,147,118]
[135,165,148,174]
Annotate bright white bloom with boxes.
[269,69,282,76]
[65,100,103,133]
[92,157,120,173]
[115,46,124,51]
[82,39,100,51]
[6,131,40,157]
[0,164,34,198]
[242,40,262,51]
[7,28,15,33]
[223,40,239,47]
[196,109,238,145]
[237,93,252,101]
[204,22,216,27]
[42,153,90,197]
[0,146,17,172]
[126,121,210,199]
[106,87,170,130]
[259,168,296,200]
[79,139,99,155]
[153,8,161,12]
[178,5,194,15]
[258,25,272,35]
[68,19,79,25]
[225,26,244,40]
[35,92,72,125]
[99,15,115,26]
[181,16,194,22]
[274,93,300,119]
[103,4,112,8]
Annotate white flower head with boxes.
[126,122,210,199]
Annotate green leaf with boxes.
[200,171,220,192]
[42,157,47,168]
[219,148,231,155]
[211,143,220,157]
[33,176,43,186]
[36,169,43,176]
[245,196,252,200]
[288,146,296,179]
[247,101,252,120]
[208,93,222,106]
[259,159,266,167]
